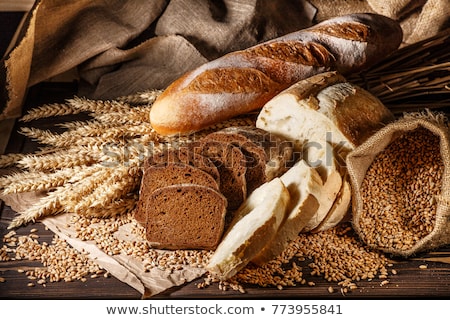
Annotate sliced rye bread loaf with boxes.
[203,126,294,194]
[145,183,227,250]
[224,126,295,181]
[134,162,220,225]
[189,139,247,211]
[202,131,267,195]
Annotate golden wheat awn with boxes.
[2,167,84,194]
[349,31,449,113]
[0,170,41,189]
[20,102,80,122]
[17,149,98,172]
[0,153,26,168]
[73,166,140,213]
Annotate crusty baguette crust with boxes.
[150,13,402,135]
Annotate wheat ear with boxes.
[20,102,79,122]
[67,97,134,114]
[0,153,26,168]
[17,150,99,172]
[8,189,64,229]
[93,106,151,125]
[2,166,89,194]
[116,89,162,105]
[83,196,138,218]
[73,166,141,215]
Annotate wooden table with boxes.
[1,82,450,299]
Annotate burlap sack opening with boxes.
[347,111,450,257]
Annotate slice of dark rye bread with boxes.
[145,184,228,250]
[220,126,295,180]
[146,147,221,185]
[203,126,295,194]
[189,139,247,211]
[134,162,220,225]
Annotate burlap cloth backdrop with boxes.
[1,0,449,120]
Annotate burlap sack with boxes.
[347,111,450,257]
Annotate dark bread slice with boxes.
[223,126,295,180]
[145,183,227,250]
[203,130,267,194]
[146,147,220,185]
[204,126,295,193]
[190,139,247,211]
[135,161,220,225]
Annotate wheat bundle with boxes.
[349,30,450,114]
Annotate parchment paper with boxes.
[1,192,206,298]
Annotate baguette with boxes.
[150,13,402,135]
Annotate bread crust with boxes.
[256,71,394,155]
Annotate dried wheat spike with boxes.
[58,166,111,211]
[116,89,162,105]
[59,166,117,211]
[2,166,88,194]
[20,102,79,122]
[0,170,44,191]
[67,96,134,114]
[17,149,99,171]
[0,153,25,168]
[93,106,151,125]
[83,196,137,218]
[8,190,64,229]
[64,120,117,137]
[73,166,141,214]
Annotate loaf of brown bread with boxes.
[217,126,295,181]
[203,126,294,194]
[145,183,227,250]
[136,126,294,250]
[149,13,402,135]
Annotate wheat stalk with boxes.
[17,149,99,172]
[349,30,450,114]
[2,166,89,194]
[20,102,79,122]
[58,166,112,211]
[67,96,134,114]
[8,188,65,229]
[0,153,26,168]
[93,106,150,125]
[116,89,163,105]
[0,170,44,190]
[73,166,141,214]
[83,196,138,218]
